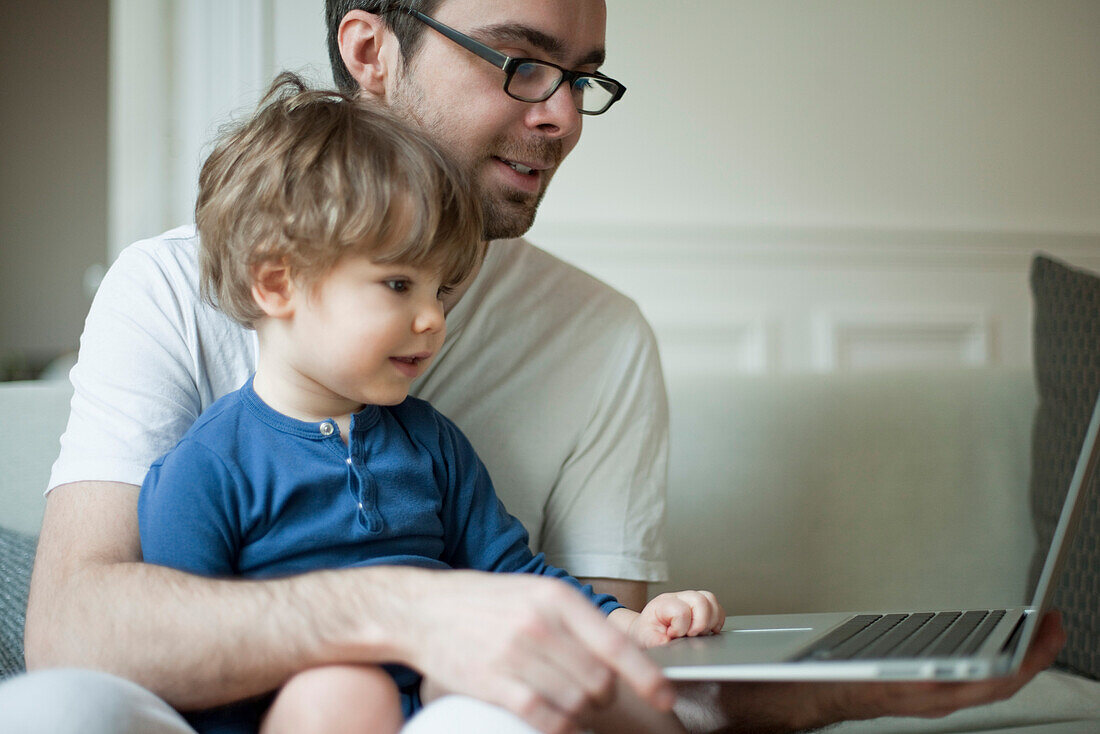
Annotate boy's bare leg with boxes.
[261,664,403,734]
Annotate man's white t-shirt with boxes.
[50,226,669,583]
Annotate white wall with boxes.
[536,0,1100,233]
[110,0,1100,374]
[531,0,1100,374]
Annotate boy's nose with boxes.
[413,299,445,334]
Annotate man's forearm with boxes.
[25,556,425,710]
[26,481,436,709]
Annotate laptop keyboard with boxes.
[795,610,1008,661]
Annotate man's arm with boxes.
[25,480,387,708]
[579,578,647,612]
[25,482,675,731]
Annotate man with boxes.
[0,2,1062,733]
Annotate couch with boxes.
[2,367,1099,731]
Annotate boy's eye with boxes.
[384,279,410,293]
[436,284,454,300]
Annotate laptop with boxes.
[647,391,1100,682]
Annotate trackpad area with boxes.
[648,613,851,667]
[725,627,819,660]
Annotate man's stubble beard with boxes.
[390,73,557,242]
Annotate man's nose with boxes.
[525,81,582,139]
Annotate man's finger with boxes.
[538,637,618,710]
[557,591,676,711]
[515,633,616,717]
[492,676,578,734]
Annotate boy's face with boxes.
[386,0,608,241]
[283,254,447,409]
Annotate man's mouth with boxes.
[495,156,538,176]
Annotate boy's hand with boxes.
[628,591,726,649]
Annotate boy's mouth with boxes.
[389,352,433,377]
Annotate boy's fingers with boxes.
[665,599,692,638]
[698,590,727,633]
[649,591,725,637]
[675,591,718,636]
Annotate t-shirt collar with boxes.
[241,374,381,439]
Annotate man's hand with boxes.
[394,571,677,734]
[817,611,1067,722]
[675,611,1066,733]
[622,591,726,649]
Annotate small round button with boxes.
[345,457,353,465]
[319,422,334,436]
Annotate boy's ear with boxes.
[338,10,399,98]
[251,260,297,319]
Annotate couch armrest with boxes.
[0,379,73,536]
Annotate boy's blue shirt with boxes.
[138,375,621,615]
[139,376,622,731]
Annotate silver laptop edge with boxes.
[1007,388,1100,670]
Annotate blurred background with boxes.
[3,0,1099,380]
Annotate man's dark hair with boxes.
[326,0,446,92]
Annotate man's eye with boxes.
[514,62,542,81]
[385,279,410,293]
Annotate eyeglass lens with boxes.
[508,61,619,114]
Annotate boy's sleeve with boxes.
[437,416,622,615]
[138,439,241,577]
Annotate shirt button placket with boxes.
[359,470,384,533]
[346,444,384,534]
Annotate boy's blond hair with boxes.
[196,72,483,327]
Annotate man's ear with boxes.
[338,10,399,97]
[251,260,297,320]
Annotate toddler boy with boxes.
[138,73,723,734]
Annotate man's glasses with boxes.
[404,9,626,116]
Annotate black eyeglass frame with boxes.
[404,8,626,115]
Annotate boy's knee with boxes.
[265,664,402,733]
[282,663,400,706]
[0,668,194,734]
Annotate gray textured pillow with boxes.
[1029,254,1100,680]
[0,527,36,680]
